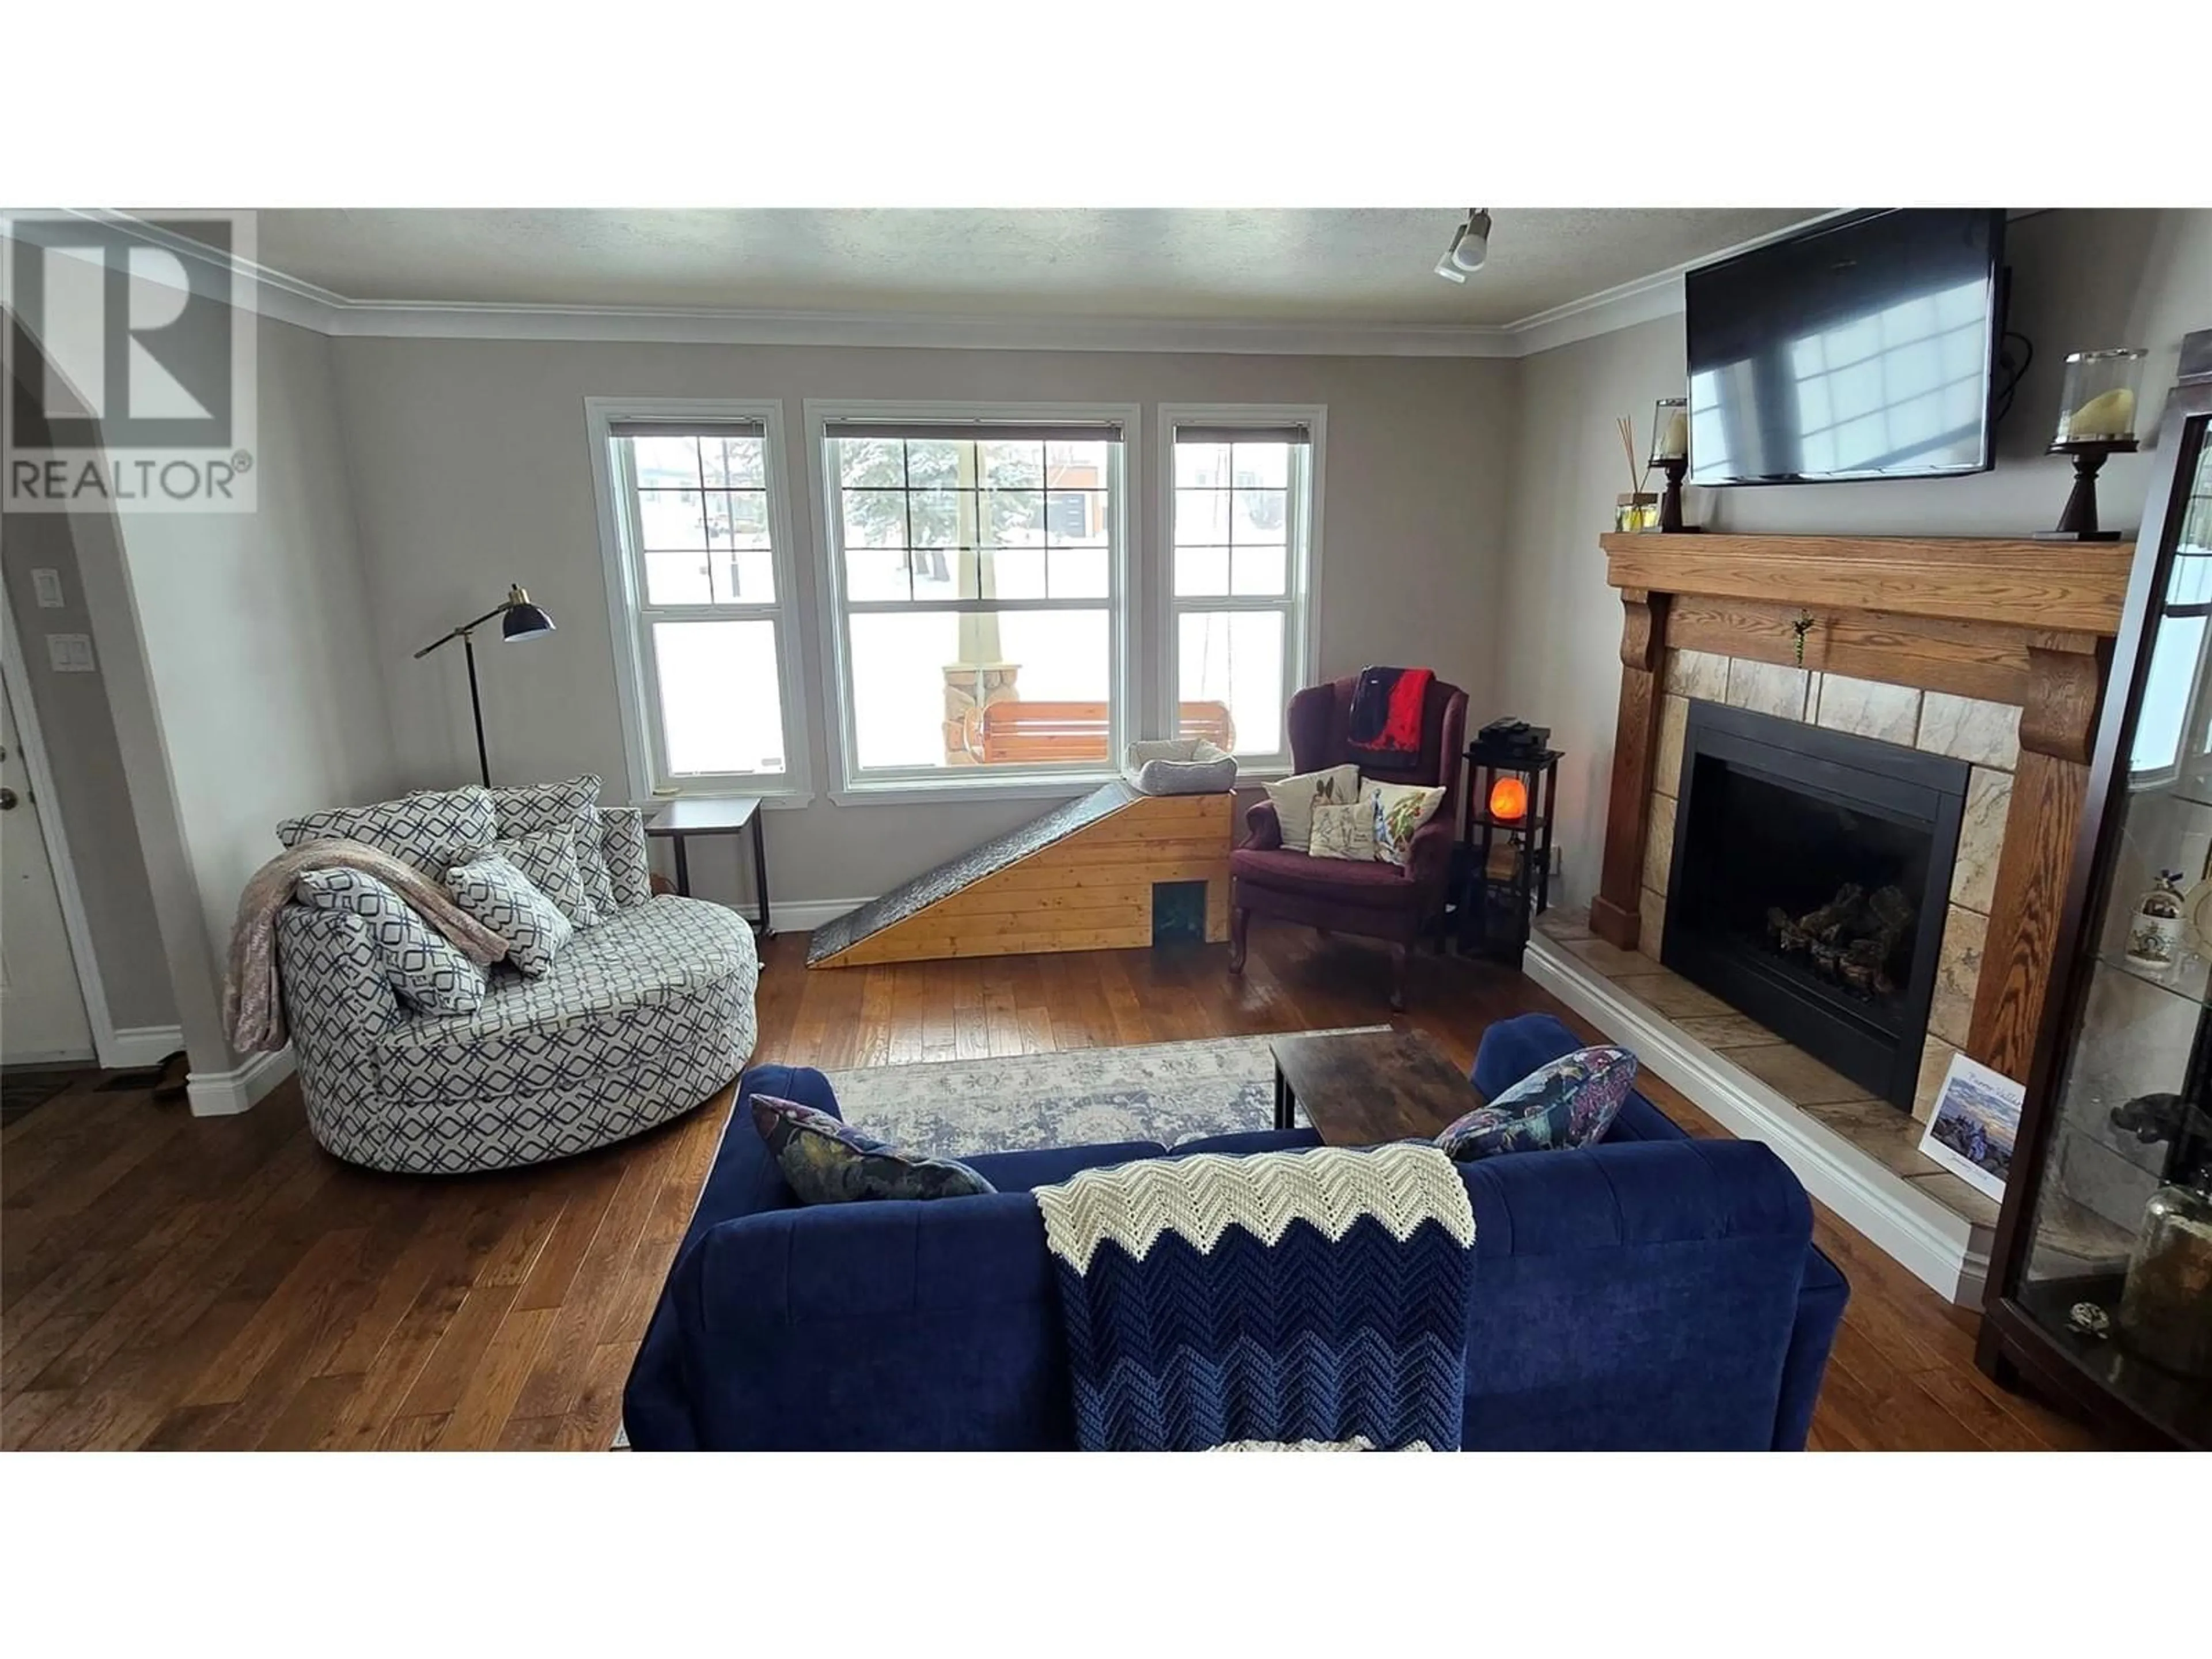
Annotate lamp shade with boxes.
[501,584,556,642]
[1490,776,1529,822]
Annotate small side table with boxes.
[645,796,772,938]
[1456,741,1560,965]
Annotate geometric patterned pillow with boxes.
[490,777,618,923]
[599,808,653,909]
[1435,1046,1638,1162]
[492,829,597,930]
[444,853,572,978]
[750,1095,996,1205]
[291,866,490,1015]
[276,786,495,878]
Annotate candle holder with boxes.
[1648,396,1698,533]
[2043,349,2146,541]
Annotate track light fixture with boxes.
[1434,209,1491,283]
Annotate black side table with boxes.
[1456,742,1559,965]
[645,796,772,938]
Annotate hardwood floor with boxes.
[1,923,2101,1451]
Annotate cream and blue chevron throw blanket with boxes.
[1035,1143,1476,1452]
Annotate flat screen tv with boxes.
[1685,209,2005,486]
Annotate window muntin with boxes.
[818,414,1130,790]
[600,411,805,795]
[1165,414,1318,767]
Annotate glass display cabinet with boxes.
[1978,330,2212,1448]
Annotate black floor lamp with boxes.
[414,585,556,786]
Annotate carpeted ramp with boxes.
[807,781,1232,968]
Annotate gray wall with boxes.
[1499,208,2212,910]
[2,445,177,1033]
[327,338,1519,906]
[112,314,401,1071]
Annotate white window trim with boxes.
[1156,403,1325,780]
[804,399,1142,805]
[585,395,815,806]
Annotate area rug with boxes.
[822,1028,1389,1158]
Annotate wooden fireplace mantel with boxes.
[1592,532,2133,1082]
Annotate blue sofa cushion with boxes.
[1439,1044,1637,1160]
[752,1094,995,1203]
[961,1141,1166,1192]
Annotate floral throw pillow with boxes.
[444,852,573,978]
[1309,800,1377,862]
[292,867,490,1016]
[1364,779,1446,868]
[493,828,596,930]
[1265,764,1362,854]
[751,1096,996,1205]
[1435,1046,1639,1161]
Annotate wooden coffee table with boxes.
[1270,1029,1483,1143]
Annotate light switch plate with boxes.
[31,568,65,608]
[46,633,95,673]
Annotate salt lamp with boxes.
[1490,776,1529,823]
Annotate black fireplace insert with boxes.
[1661,699,1969,1109]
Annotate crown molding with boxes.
[1504,209,1851,355]
[319,299,1524,357]
[41,207,1853,360]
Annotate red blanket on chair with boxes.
[1347,666,1433,762]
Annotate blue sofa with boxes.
[624,1013,1849,1450]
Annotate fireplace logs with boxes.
[1764,882,1916,999]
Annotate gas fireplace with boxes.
[1661,701,1969,1110]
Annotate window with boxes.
[2132,437,2212,784]
[813,406,1134,795]
[1163,409,1322,769]
[588,400,808,800]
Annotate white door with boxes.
[0,664,94,1065]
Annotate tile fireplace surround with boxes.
[1532,532,2138,1301]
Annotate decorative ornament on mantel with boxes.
[2042,348,2147,541]
[1648,396,1700,533]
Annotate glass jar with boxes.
[2117,1179,2212,1378]
[1615,493,1658,532]
[2052,349,2149,446]
[1649,397,1690,464]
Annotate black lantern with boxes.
[1455,726,1560,965]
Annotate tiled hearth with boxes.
[1528,904,2001,1302]
[1537,906,1997,1214]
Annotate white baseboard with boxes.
[769,897,876,933]
[1525,934,1991,1305]
[187,1044,295,1118]
[105,1024,185,1069]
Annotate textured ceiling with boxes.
[223,208,1823,326]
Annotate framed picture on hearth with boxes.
[1919,1052,2024,1202]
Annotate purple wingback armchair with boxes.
[1228,675,1468,1009]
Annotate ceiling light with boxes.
[1436,209,1492,282]
[1452,209,1493,272]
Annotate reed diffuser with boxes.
[1614,415,1657,531]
